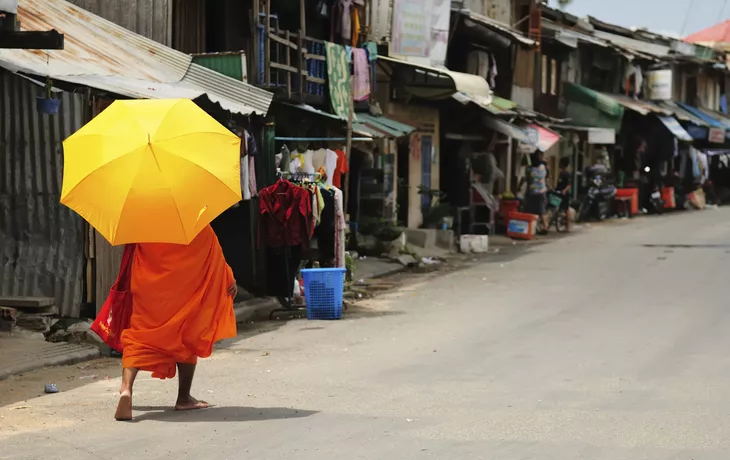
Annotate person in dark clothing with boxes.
[555,156,573,232]
[519,151,549,233]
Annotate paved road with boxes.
[3,210,730,459]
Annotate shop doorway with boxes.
[397,139,410,227]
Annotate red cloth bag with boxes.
[91,244,136,352]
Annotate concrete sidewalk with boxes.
[0,335,100,381]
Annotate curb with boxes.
[0,344,101,381]
[234,297,281,323]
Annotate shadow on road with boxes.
[130,406,318,423]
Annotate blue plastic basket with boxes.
[301,268,346,320]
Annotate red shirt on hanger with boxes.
[259,179,312,248]
[333,150,349,188]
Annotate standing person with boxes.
[114,225,238,421]
[555,156,573,232]
[520,151,549,234]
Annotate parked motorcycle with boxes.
[578,165,617,222]
[642,166,664,214]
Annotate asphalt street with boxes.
[2,209,730,459]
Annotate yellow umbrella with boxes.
[61,99,242,246]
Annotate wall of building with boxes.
[67,0,172,47]
[461,0,512,23]
[0,70,88,318]
[512,47,535,109]
[385,102,440,228]
[698,71,721,110]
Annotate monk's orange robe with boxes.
[121,225,237,379]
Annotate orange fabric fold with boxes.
[121,225,237,379]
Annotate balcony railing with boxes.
[255,11,327,102]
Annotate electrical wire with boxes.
[680,0,696,36]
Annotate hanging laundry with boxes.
[302,149,316,174]
[325,149,339,187]
[364,42,378,61]
[245,130,258,156]
[488,54,498,88]
[241,151,251,200]
[331,149,349,188]
[259,180,313,248]
[352,48,370,101]
[340,0,352,43]
[278,145,291,171]
[351,5,361,46]
[325,42,351,118]
[333,186,347,268]
[249,155,258,197]
[466,50,489,79]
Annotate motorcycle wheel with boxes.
[655,201,665,215]
[577,200,591,223]
[555,212,568,233]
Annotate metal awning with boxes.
[379,55,493,105]
[542,20,610,49]
[0,0,273,115]
[592,30,671,59]
[453,8,536,47]
[657,101,710,127]
[482,113,531,143]
[279,103,416,139]
[676,102,727,129]
[548,125,617,145]
[278,103,375,138]
[657,116,694,142]
[602,93,672,116]
[356,113,416,138]
[528,124,561,152]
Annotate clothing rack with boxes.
[275,136,373,142]
[268,172,326,319]
[276,171,323,181]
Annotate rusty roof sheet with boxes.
[0,0,272,115]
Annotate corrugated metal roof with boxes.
[657,101,710,127]
[0,69,86,318]
[0,0,272,115]
[380,55,493,102]
[181,64,273,117]
[543,20,610,49]
[278,102,376,138]
[356,113,416,138]
[603,94,672,116]
[454,8,536,47]
[676,102,727,128]
[592,30,671,58]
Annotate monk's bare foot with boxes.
[174,396,209,411]
[115,390,133,421]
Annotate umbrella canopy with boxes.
[61,99,242,245]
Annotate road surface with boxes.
[2,210,730,459]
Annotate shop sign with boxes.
[646,69,673,101]
[708,127,725,144]
[391,0,450,68]
[587,128,616,145]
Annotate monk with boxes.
[114,225,238,421]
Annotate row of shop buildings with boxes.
[3,0,730,319]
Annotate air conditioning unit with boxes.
[0,0,17,14]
